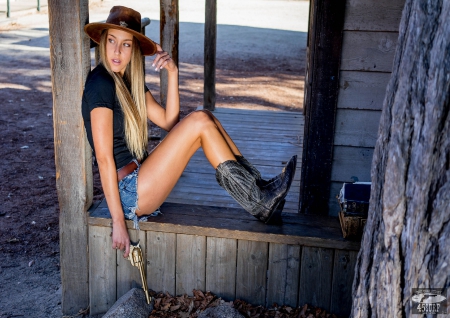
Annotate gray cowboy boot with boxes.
[235,155,263,183]
[235,155,295,188]
[216,156,296,223]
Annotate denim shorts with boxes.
[118,160,161,229]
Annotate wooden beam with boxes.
[266,243,300,307]
[330,249,358,316]
[337,71,391,111]
[340,31,398,72]
[147,231,176,295]
[343,0,404,32]
[90,201,361,251]
[236,240,268,305]
[89,226,116,315]
[160,0,179,137]
[333,109,381,147]
[48,0,92,314]
[298,247,334,310]
[204,0,217,111]
[176,234,206,295]
[206,237,237,301]
[300,0,346,215]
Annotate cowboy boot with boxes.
[216,155,296,223]
[236,155,296,188]
[235,155,262,182]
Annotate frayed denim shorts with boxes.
[118,160,161,230]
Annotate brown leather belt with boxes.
[117,160,139,182]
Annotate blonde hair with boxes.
[99,30,148,161]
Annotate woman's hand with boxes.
[112,221,130,258]
[152,43,177,73]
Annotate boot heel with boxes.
[265,199,285,224]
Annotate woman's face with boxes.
[106,28,133,75]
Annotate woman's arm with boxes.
[91,107,130,258]
[146,44,179,131]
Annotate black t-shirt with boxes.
[81,64,148,170]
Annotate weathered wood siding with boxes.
[328,0,405,215]
[88,201,360,316]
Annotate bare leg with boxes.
[198,109,242,156]
[136,110,236,215]
[199,110,266,181]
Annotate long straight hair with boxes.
[99,30,148,161]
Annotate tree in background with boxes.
[351,0,450,316]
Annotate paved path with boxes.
[0,0,47,26]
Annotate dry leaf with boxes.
[154,297,161,309]
[169,304,180,312]
[148,290,344,318]
[299,304,308,316]
[179,312,190,318]
[187,299,194,314]
[161,303,171,311]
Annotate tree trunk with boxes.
[351,0,450,317]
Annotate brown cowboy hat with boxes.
[84,6,157,56]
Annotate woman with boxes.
[82,6,296,257]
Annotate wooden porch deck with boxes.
[165,107,304,213]
[87,108,360,317]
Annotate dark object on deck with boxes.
[338,183,370,239]
[102,288,154,318]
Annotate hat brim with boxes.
[84,22,158,56]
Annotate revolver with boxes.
[128,242,151,304]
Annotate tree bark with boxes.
[351,0,450,317]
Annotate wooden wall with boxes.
[328,0,405,215]
[89,225,358,316]
[88,201,360,316]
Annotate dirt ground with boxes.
[0,1,305,317]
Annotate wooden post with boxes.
[204,0,217,111]
[299,0,346,215]
[48,0,92,314]
[160,0,179,138]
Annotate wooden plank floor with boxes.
[165,107,304,213]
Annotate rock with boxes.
[198,304,244,318]
[102,288,153,318]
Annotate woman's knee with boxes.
[199,109,214,118]
[186,110,216,130]
[197,109,223,128]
